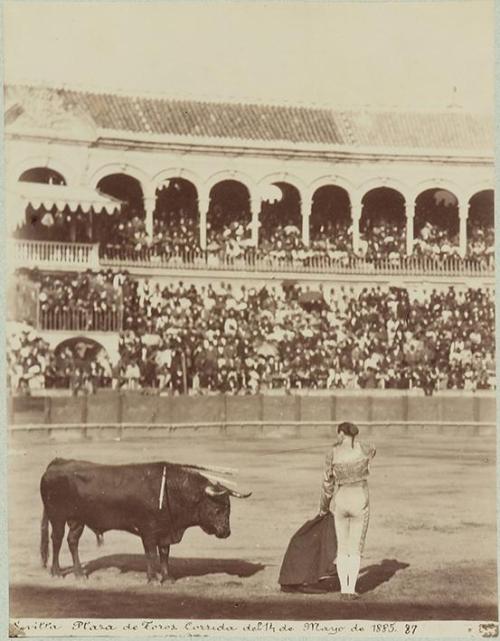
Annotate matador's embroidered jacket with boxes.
[319,441,376,513]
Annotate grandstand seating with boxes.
[7,269,495,395]
[6,86,495,403]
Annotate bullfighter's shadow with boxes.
[75,554,265,580]
[307,559,409,594]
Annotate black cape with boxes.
[278,513,337,587]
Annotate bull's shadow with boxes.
[79,555,265,580]
[316,559,409,594]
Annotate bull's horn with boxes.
[227,489,252,499]
[205,484,227,497]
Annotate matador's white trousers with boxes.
[334,483,370,594]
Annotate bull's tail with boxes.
[96,532,104,547]
[40,508,50,568]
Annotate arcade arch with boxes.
[97,173,144,218]
[11,149,494,263]
[360,187,406,258]
[206,180,252,253]
[15,167,76,242]
[96,173,145,249]
[259,181,302,247]
[13,154,77,186]
[154,177,199,251]
[53,336,112,391]
[414,188,459,257]
[310,185,351,250]
[467,189,494,260]
[19,167,66,185]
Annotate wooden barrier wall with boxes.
[9,390,496,428]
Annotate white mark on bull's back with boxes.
[159,465,167,509]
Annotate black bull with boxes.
[40,458,250,583]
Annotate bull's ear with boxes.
[205,484,227,497]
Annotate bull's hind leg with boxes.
[50,519,65,577]
[67,520,85,578]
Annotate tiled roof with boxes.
[5,84,493,152]
[334,110,492,152]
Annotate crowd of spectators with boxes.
[103,214,149,254]
[360,219,406,261]
[206,221,253,262]
[257,224,307,263]
[7,323,52,393]
[467,221,495,263]
[413,222,460,259]
[21,268,122,331]
[15,204,494,267]
[6,322,112,394]
[8,270,496,395]
[14,207,93,243]
[310,221,352,258]
[152,217,199,260]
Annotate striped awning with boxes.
[12,182,123,214]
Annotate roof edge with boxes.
[5,81,494,118]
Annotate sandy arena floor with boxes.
[8,428,498,621]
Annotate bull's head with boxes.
[200,483,251,539]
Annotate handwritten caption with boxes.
[10,619,416,637]
[10,619,498,638]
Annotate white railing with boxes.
[101,246,495,277]
[40,308,122,332]
[12,239,100,270]
[10,239,495,277]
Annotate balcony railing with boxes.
[100,246,494,277]
[12,239,100,269]
[40,308,122,332]
[10,239,494,277]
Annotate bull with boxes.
[40,457,250,583]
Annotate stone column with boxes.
[301,191,312,246]
[406,200,414,256]
[198,191,209,250]
[143,196,155,238]
[351,196,362,255]
[459,200,468,258]
[250,193,260,246]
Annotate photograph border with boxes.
[1,1,499,640]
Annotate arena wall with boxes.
[9,391,496,438]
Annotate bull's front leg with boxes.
[158,542,175,584]
[140,532,159,584]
